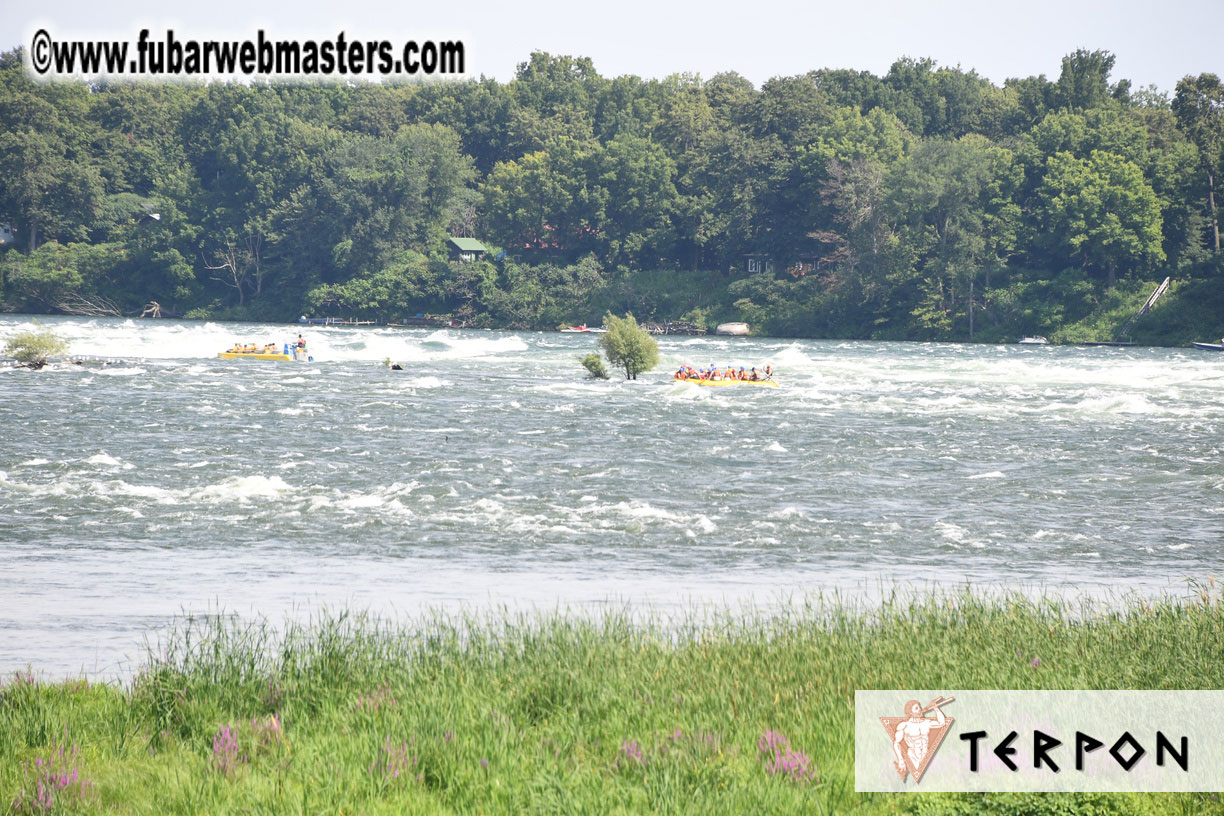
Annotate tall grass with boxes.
[2,589,1223,814]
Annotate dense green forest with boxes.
[1,47,1222,342]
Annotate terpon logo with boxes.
[879,695,954,783]
[857,690,1211,792]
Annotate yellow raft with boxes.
[218,351,295,361]
[677,377,778,388]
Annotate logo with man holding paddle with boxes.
[879,695,955,783]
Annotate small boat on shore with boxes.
[715,322,750,337]
[1192,342,1224,351]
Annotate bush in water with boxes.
[598,313,658,380]
[3,324,69,368]
[579,352,609,379]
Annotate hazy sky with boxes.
[7,0,1222,93]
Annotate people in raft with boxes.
[674,364,774,381]
[226,342,282,354]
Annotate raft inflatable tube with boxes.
[218,351,294,361]
[677,377,778,388]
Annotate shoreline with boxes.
[2,578,1208,684]
[3,593,1221,813]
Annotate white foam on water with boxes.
[102,480,177,502]
[769,343,818,370]
[401,330,531,362]
[337,493,412,517]
[94,366,146,376]
[1072,393,1169,416]
[83,453,131,469]
[532,381,611,396]
[190,474,293,502]
[935,521,969,544]
[473,498,506,514]
[764,441,787,453]
[968,471,1006,480]
[18,459,50,467]
[606,501,685,523]
[662,382,731,406]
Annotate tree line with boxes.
[0,48,1221,341]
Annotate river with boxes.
[1,316,1220,677]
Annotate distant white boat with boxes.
[715,322,750,336]
[1018,336,1049,345]
[560,324,606,333]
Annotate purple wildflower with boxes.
[757,730,817,784]
[620,739,646,767]
[11,741,96,814]
[355,682,398,712]
[263,680,284,711]
[1030,656,1042,668]
[212,725,246,775]
[370,736,419,785]
[251,713,283,747]
[757,730,789,755]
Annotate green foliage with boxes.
[485,255,606,328]
[977,267,1097,340]
[1054,49,1122,112]
[578,352,608,379]
[3,324,69,367]
[1,241,125,312]
[2,597,1224,814]
[1121,276,1224,346]
[1172,73,1224,251]
[0,46,1216,341]
[597,312,658,379]
[1033,150,1164,284]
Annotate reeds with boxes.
[1,590,1221,814]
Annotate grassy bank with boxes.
[2,590,1223,814]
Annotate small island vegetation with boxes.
[2,324,68,368]
[597,313,659,379]
[578,351,609,379]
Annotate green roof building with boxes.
[448,237,487,262]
